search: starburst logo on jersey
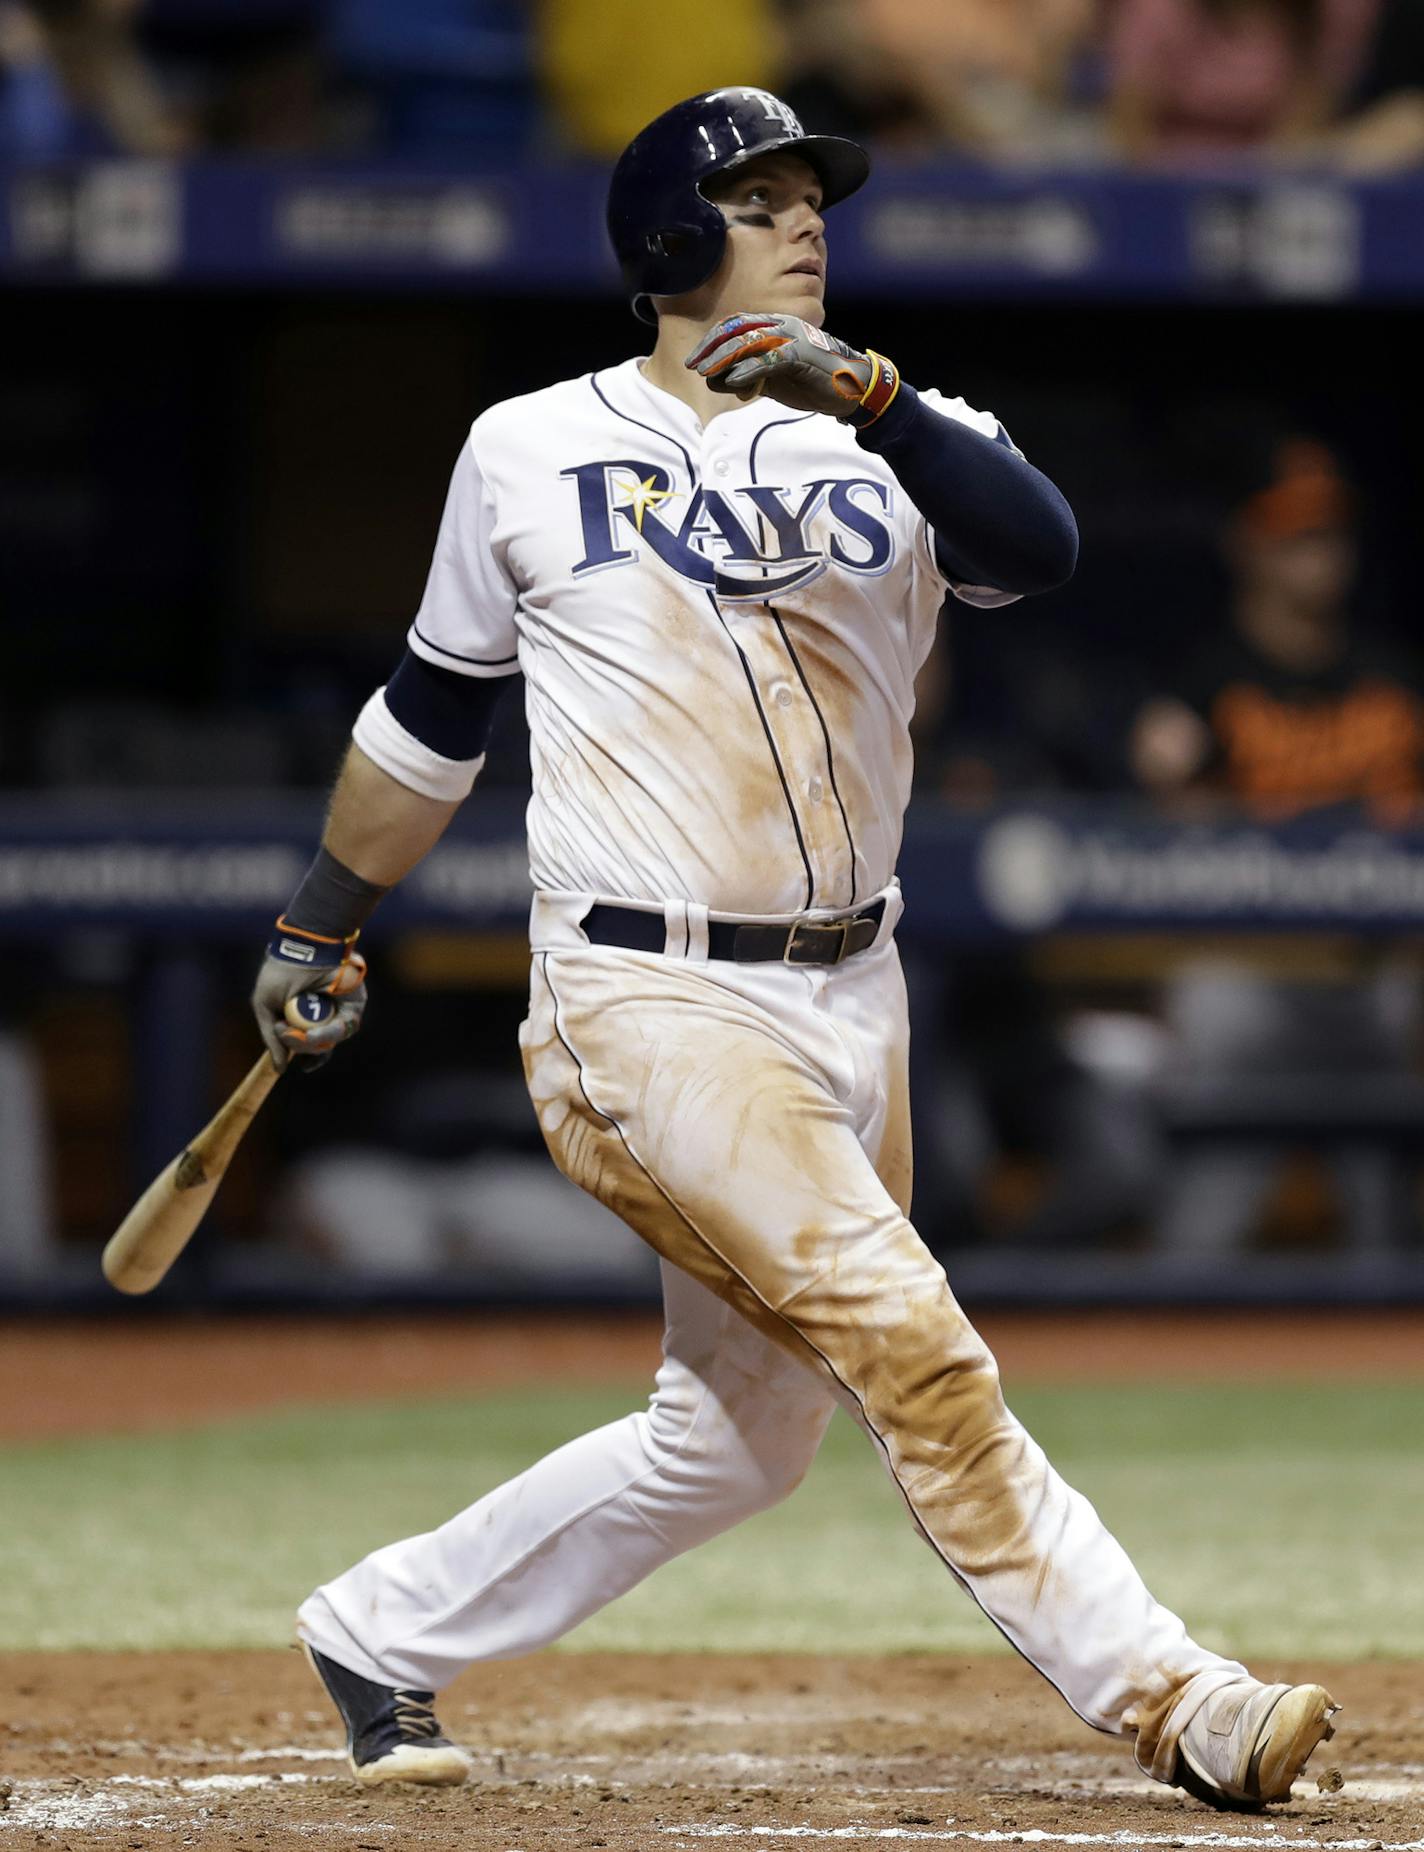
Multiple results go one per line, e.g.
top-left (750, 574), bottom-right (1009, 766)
top-left (621, 472), bottom-right (676, 534)
top-left (562, 460), bottom-right (894, 600)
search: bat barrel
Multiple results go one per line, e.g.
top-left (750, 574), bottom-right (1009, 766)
top-left (101, 1053), bottom-right (280, 1295)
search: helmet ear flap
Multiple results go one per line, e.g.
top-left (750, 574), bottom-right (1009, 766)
top-left (636, 213), bottom-right (725, 299)
top-left (648, 227), bottom-right (695, 260)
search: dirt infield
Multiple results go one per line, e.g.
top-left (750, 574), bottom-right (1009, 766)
top-left (1, 1649), bottom-right (1420, 1851)
top-left (6, 1308), bottom-right (1424, 1441)
top-left (4, 1315), bottom-right (1422, 1847)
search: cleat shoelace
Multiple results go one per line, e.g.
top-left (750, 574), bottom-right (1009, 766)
top-left (391, 1691), bottom-right (442, 1741)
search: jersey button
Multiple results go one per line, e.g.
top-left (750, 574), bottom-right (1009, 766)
top-left (714, 459), bottom-right (731, 477)
top-left (809, 776), bottom-right (825, 804)
top-left (772, 682), bottom-right (793, 709)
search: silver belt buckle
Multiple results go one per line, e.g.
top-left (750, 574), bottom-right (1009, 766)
top-left (784, 918), bottom-right (850, 966)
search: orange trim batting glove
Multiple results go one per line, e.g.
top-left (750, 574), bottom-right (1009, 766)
top-left (686, 312), bottom-right (899, 427)
top-left (251, 920), bottom-right (369, 1074)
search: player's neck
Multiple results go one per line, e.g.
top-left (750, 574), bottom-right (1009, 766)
top-left (642, 318), bottom-right (749, 426)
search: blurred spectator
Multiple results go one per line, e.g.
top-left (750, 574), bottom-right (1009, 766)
top-left (1108, 0), bottom-right (1377, 162)
top-left (1130, 439), bottom-right (1424, 817)
top-left (784, 0), bottom-right (1104, 159)
top-left (1, 1), bottom-right (76, 156)
top-left (1331, 0), bottom-right (1424, 169)
top-left (538, 0), bottom-right (775, 158)
top-left (137, 0), bottom-right (325, 152)
top-left (875, 0), bottom-right (1105, 157)
top-left (776, 0), bottom-right (942, 149)
top-left (331, 0), bottom-right (535, 156)
top-left (1, 0), bottom-right (187, 156)
top-left (1132, 439), bottom-right (1424, 1253)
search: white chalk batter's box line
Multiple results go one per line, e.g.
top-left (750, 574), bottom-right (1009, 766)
top-left (0, 1773), bottom-right (401, 1837)
top-left (661, 1831), bottom-right (1424, 1850)
top-left (4, 1769), bottom-right (1423, 1842)
top-left (62, 1742), bottom-right (1424, 1791)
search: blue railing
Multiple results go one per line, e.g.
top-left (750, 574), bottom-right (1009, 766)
top-left (4, 793), bottom-right (1424, 938)
top-left (6, 794), bottom-right (1423, 1308)
top-left (5, 161), bottom-right (1424, 300)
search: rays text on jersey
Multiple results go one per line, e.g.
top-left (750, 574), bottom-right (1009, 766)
top-left (562, 459), bottom-right (895, 601)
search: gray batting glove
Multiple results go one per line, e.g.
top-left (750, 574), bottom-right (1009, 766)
top-left (686, 312), bottom-right (876, 417)
top-left (251, 921), bottom-right (368, 1073)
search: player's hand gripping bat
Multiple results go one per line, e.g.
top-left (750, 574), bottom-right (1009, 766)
top-left (100, 993), bottom-right (334, 1294)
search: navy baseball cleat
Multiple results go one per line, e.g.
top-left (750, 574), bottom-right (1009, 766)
top-left (302, 1642), bottom-right (471, 1786)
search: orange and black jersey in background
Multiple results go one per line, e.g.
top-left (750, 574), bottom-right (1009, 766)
top-left (1178, 635), bottom-right (1424, 820)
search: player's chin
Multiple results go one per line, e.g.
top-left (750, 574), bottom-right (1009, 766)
top-left (778, 276), bottom-right (826, 324)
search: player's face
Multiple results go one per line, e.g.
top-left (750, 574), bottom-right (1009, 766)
top-left (698, 154), bottom-right (828, 327)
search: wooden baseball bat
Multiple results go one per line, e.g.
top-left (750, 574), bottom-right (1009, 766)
top-left (101, 1052), bottom-right (282, 1294)
top-left (100, 990), bottom-right (339, 1294)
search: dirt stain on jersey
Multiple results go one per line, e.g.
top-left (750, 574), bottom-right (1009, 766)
top-left (785, 625), bottom-right (865, 738)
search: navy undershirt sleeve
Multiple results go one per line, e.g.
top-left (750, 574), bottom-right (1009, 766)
top-left (383, 648), bottom-right (513, 760)
top-left (856, 383), bottom-right (1078, 596)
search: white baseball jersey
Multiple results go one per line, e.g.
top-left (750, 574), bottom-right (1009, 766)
top-left (356, 357), bottom-right (1019, 917)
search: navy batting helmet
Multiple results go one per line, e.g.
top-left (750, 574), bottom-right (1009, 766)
top-left (607, 87), bottom-right (870, 325)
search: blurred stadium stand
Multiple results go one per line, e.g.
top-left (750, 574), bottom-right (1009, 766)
top-left (2, 0), bottom-right (1423, 1307)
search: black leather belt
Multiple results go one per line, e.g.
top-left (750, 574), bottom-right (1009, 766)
top-left (581, 898), bottom-right (887, 966)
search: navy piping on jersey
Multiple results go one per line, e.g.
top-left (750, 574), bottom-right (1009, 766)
top-left (590, 372), bottom-right (697, 484)
top-left (411, 620), bottom-right (518, 670)
top-left (704, 590), bottom-right (815, 912)
top-left (537, 951), bottom-right (1096, 1741)
top-left (590, 372), bottom-right (813, 904)
top-left (748, 414), bottom-right (859, 909)
top-left (767, 606), bottom-right (859, 909)
top-left (747, 410), bottom-right (813, 487)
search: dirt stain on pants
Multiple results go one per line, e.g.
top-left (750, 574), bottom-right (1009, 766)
top-left (522, 940), bottom-right (1245, 1773)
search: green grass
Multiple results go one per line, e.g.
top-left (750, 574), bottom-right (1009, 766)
top-left (1, 1381), bottom-right (1420, 1658)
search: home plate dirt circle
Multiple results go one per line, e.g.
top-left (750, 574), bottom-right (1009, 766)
top-left (2, 1650), bottom-right (1421, 1852)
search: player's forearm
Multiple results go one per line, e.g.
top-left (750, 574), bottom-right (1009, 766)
top-left (281, 655), bottom-right (511, 938)
top-left (856, 383), bottom-right (1078, 595)
top-left (274, 745), bottom-right (459, 945)
top-left (323, 743), bottom-right (462, 888)
top-left (330, 651), bottom-right (512, 890)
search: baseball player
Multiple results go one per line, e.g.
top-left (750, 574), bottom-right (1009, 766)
top-left (253, 88), bottom-right (1337, 1809)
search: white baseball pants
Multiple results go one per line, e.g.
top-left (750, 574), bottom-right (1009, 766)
top-left (299, 888), bottom-right (1245, 1780)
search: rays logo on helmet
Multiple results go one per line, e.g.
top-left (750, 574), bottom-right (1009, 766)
top-left (736, 88), bottom-right (804, 136)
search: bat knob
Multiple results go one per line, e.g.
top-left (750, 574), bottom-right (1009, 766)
top-left (284, 992), bottom-right (336, 1030)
